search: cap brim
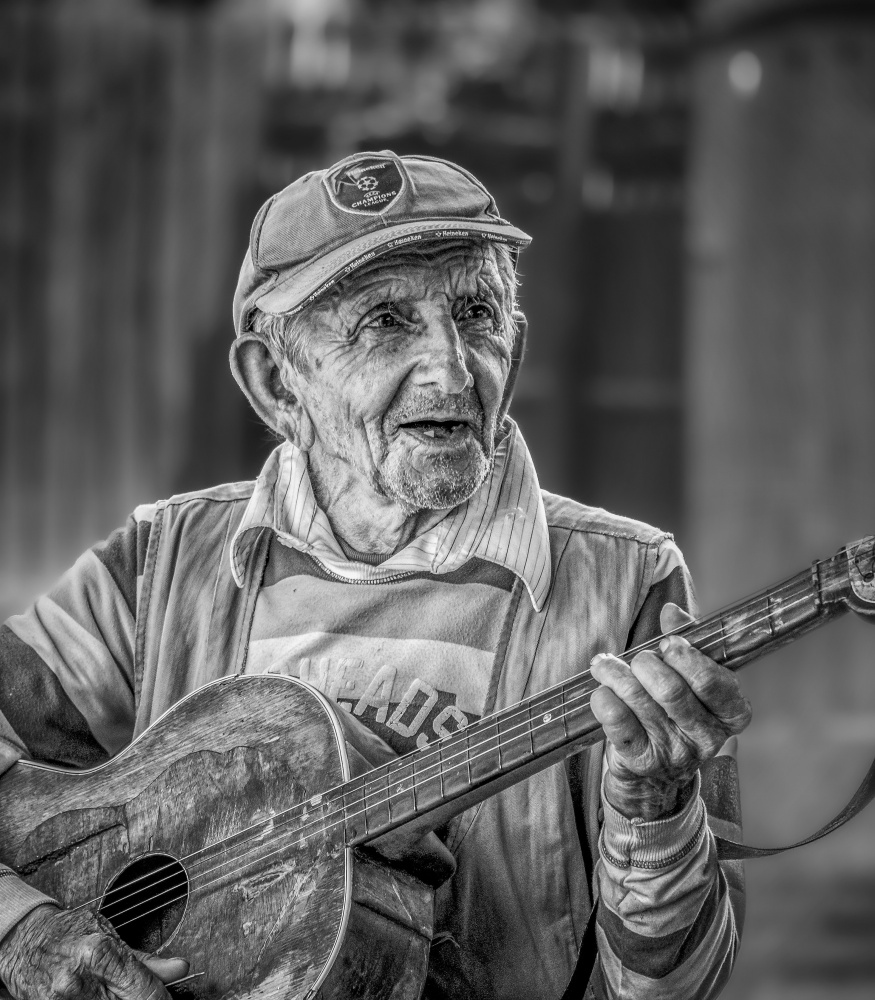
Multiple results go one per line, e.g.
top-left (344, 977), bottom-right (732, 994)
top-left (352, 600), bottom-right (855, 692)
top-left (252, 218), bottom-right (532, 317)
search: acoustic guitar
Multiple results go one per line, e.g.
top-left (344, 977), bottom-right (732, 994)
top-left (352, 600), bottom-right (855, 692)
top-left (1, 538), bottom-right (874, 1000)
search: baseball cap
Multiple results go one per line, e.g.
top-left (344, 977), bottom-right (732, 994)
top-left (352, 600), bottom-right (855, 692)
top-left (232, 150), bottom-right (532, 337)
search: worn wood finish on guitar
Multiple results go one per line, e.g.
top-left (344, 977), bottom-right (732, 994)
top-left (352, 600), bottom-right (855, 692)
top-left (0, 676), bottom-right (433, 1000)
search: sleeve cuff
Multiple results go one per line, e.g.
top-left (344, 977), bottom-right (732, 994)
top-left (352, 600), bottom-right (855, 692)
top-left (599, 772), bottom-right (707, 870)
top-left (0, 868), bottom-right (58, 944)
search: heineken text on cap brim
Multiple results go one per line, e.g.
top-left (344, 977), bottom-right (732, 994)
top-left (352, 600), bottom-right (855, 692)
top-left (233, 150), bottom-right (532, 337)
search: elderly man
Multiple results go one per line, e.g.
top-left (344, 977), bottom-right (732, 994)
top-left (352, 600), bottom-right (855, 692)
top-left (0, 152), bottom-right (749, 1000)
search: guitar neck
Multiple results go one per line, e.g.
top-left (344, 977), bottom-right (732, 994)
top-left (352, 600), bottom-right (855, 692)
top-left (339, 537), bottom-right (875, 848)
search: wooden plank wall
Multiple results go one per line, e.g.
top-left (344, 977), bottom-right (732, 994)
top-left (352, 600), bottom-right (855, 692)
top-left (0, 0), bottom-right (267, 616)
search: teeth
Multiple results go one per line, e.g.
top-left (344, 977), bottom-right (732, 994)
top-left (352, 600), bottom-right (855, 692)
top-left (403, 420), bottom-right (467, 440)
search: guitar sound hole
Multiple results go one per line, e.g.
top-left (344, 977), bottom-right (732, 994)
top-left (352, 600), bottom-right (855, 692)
top-left (98, 853), bottom-right (189, 953)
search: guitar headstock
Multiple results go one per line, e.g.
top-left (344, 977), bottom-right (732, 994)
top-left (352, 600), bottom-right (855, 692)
top-left (844, 536), bottom-right (875, 619)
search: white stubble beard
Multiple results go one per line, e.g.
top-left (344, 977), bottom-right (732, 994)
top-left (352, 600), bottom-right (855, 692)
top-left (379, 439), bottom-right (495, 514)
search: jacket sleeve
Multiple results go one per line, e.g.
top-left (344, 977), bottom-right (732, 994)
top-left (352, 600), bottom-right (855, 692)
top-left (591, 537), bottom-right (744, 1000)
top-left (0, 508), bottom-right (154, 940)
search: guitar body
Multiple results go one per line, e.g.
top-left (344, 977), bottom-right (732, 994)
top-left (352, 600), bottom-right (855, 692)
top-left (0, 675), bottom-right (434, 1000)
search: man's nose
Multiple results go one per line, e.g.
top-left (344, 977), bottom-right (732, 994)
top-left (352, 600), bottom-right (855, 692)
top-left (412, 310), bottom-right (473, 395)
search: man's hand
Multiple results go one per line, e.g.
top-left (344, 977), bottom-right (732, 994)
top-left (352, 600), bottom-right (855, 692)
top-left (0, 904), bottom-right (189, 1000)
top-left (590, 603), bottom-right (752, 821)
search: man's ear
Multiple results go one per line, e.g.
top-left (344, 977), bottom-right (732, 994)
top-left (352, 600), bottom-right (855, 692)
top-left (229, 335), bottom-right (313, 448)
top-left (499, 310), bottom-right (528, 423)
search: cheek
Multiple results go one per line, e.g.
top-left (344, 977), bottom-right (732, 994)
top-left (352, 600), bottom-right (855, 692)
top-left (317, 372), bottom-right (393, 443)
top-left (471, 344), bottom-right (512, 409)
top-left (354, 345), bottom-right (411, 415)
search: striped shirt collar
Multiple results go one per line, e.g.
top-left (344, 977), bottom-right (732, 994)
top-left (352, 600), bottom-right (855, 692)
top-left (230, 419), bottom-right (551, 611)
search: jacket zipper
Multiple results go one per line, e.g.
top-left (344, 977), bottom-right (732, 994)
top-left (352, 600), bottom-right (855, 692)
top-left (312, 558), bottom-right (416, 586)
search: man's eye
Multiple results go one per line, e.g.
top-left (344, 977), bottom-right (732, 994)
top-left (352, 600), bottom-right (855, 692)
top-left (459, 301), bottom-right (494, 323)
top-left (362, 305), bottom-right (402, 330)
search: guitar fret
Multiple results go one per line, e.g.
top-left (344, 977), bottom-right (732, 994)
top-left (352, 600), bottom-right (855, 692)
top-left (364, 763), bottom-right (392, 835)
top-left (684, 617), bottom-right (726, 661)
top-left (722, 597), bottom-right (774, 657)
top-left (496, 703), bottom-right (533, 769)
top-left (766, 591), bottom-right (784, 635)
top-left (530, 688), bottom-right (567, 756)
top-left (680, 572), bottom-right (820, 669)
top-left (468, 718), bottom-right (501, 785)
top-left (439, 728), bottom-right (471, 800)
top-left (342, 776), bottom-right (367, 843)
top-left (412, 739), bottom-right (445, 811)
top-left (564, 677), bottom-right (598, 743)
top-left (769, 585), bottom-right (821, 634)
top-left (386, 758), bottom-right (417, 826)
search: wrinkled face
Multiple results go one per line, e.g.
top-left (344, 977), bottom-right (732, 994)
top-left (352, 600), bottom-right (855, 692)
top-left (286, 242), bottom-right (514, 513)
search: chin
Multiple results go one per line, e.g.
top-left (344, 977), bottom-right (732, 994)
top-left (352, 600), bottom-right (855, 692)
top-left (381, 449), bottom-right (493, 513)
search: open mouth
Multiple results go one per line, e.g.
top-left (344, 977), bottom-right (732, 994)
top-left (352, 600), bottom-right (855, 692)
top-left (399, 418), bottom-right (473, 441)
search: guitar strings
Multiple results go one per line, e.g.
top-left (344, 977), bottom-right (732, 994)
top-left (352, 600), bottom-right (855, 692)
top-left (102, 582), bottom-right (821, 933)
top-left (623, 570), bottom-right (815, 663)
top-left (93, 678), bottom-right (607, 929)
top-left (85, 565), bottom-right (819, 919)
top-left (108, 681), bottom-right (605, 933)
top-left (112, 567), bottom-right (813, 929)
top-left (108, 570), bottom-right (810, 937)
top-left (79, 575), bottom-right (818, 919)
top-left (81, 576), bottom-right (819, 921)
top-left (84, 581), bottom-right (818, 927)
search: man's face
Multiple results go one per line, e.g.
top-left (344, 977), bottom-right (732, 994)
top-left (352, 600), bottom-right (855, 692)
top-left (285, 243), bottom-right (514, 513)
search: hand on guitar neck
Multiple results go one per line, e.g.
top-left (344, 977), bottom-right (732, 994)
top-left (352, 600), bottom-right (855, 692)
top-left (0, 904), bottom-right (189, 1000)
top-left (590, 603), bottom-right (753, 821)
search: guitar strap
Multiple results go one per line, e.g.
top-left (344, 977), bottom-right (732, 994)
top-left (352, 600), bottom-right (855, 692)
top-left (561, 752), bottom-right (600, 1000)
top-left (558, 902), bottom-right (599, 1000)
top-left (714, 749), bottom-right (875, 860)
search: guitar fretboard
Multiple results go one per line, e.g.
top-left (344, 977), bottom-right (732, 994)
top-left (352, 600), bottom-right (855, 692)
top-left (338, 546), bottom-right (853, 847)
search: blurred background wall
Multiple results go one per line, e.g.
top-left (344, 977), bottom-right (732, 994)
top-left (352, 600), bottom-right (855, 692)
top-left (1, 0), bottom-right (873, 996)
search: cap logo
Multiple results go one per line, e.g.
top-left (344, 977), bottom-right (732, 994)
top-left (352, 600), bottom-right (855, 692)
top-left (325, 156), bottom-right (405, 215)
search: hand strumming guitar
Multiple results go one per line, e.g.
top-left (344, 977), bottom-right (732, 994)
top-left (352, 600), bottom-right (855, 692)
top-left (590, 603), bottom-right (753, 821)
top-left (0, 904), bottom-right (188, 1000)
